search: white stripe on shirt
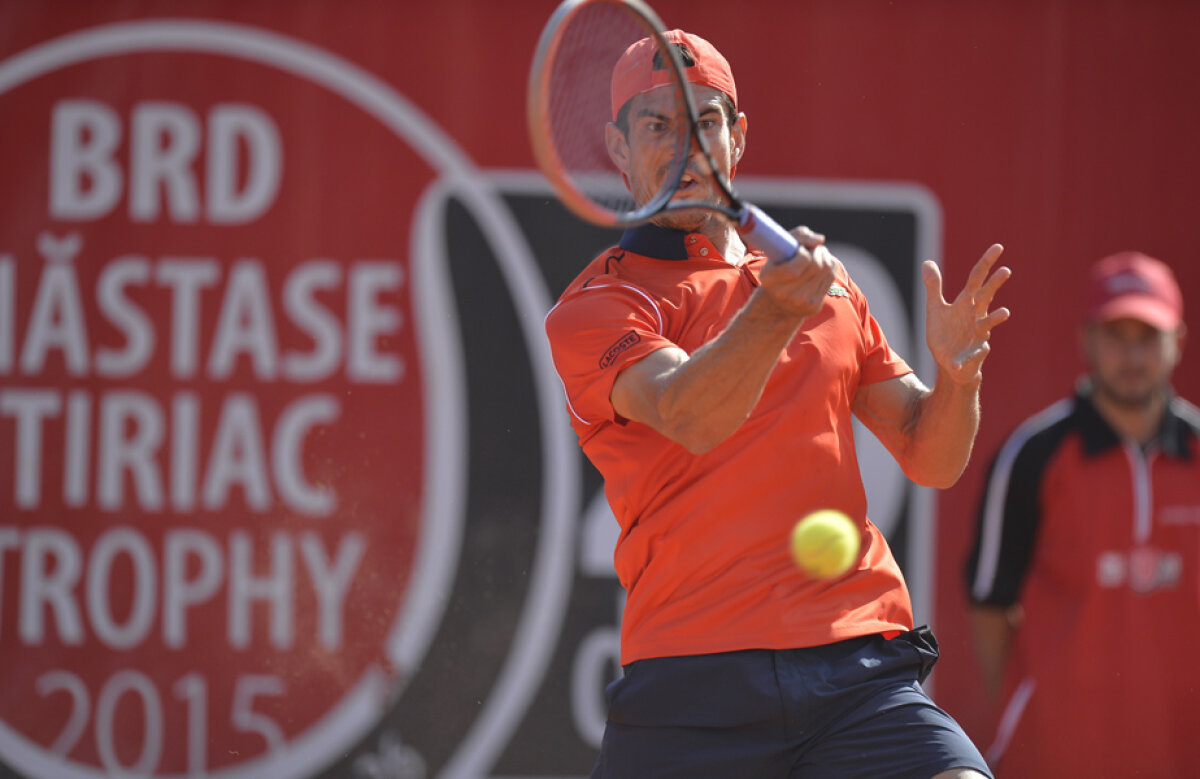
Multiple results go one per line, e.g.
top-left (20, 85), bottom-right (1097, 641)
top-left (971, 399), bottom-right (1073, 601)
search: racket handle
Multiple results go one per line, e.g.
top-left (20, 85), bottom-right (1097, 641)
top-left (738, 204), bottom-right (799, 264)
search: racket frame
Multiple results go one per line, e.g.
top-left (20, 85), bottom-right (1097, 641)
top-left (528, 0), bottom-right (800, 263)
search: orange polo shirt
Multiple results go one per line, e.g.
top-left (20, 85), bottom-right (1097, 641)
top-left (545, 225), bottom-right (915, 664)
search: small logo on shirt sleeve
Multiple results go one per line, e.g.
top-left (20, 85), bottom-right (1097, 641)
top-left (827, 282), bottom-right (849, 298)
top-left (600, 330), bottom-right (641, 368)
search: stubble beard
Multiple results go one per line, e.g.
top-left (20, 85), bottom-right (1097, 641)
top-left (648, 177), bottom-right (728, 235)
top-left (1092, 371), bottom-right (1165, 412)
top-left (651, 206), bottom-right (713, 234)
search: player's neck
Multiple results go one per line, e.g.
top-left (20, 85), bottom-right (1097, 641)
top-left (702, 221), bottom-right (747, 265)
top-left (651, 212), bottom-right (747, 265)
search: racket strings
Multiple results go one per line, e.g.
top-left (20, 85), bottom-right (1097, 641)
top-left (530, 0), bottom-right (795, 261)
top-left (536, 2), bottom-right (688, 223)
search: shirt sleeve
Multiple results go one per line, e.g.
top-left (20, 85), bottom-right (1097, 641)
top-left (544, 282), bottom-right (677, 429)
top-left (842, 265), bottom-right (913, 385)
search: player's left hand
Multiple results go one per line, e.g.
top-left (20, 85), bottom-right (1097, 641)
top-left (923, 244), bottom-right (1011, 385)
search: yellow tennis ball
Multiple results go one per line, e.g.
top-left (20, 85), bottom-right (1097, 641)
top-left (790, 510), bottom-right (861, 579)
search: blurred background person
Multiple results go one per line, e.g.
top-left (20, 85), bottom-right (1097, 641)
top-left (964, 251), bottom-right (1200, 777)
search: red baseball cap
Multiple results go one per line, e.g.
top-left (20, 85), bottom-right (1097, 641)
top-left (610, 29), bottom-right (737, 122)
top-left (1084, 251), bottom-right (1184, 330)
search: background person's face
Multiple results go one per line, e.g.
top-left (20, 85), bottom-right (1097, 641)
top-left (1085, 317), bottom-right (1183, 409)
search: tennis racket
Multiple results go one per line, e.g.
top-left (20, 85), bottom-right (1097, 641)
top-left (527, 0), bottom-right (800, 264)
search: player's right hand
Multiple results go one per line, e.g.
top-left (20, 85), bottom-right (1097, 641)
top-left (758, 226), bottom-right (838, 320)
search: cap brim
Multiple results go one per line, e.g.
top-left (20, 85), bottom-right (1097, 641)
top-left (1090, 297), bottom-right (1181, 331)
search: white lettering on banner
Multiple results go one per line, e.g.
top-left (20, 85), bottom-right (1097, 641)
top-left (163, 530), bottom-right (223, 648)
top-left (272, 394), bottom-right (341, 515)
top-left (50, 99), bottom-right (282, 224)
top-left (21, 234), bottom-right (89, 376)
top-left (299, 530), bottom-right (366, 649)
top-left (170, 392), bottom-right (199, 511)
top-left (97, 390), bottom-right (166, 511)
top-left (0, 22), bottom-right (479, 779)
top-left (64, 390), bottom-right (89, 507)
top-left (49, 100), bottom-right (122, 221)
top-left (19, 527), bottom-right (84, 644)
top-left (282, 261), bottom-right (342, 381)
top-left (0, 388), bottom-right (341, 515)
top-left (0, 232), bottom-right (407, 515)
top-left (0, 525), bottom-right (366, 651)
top-left (87, 527), bottom-right (157, 649)
top-left (94, 255), bottom-right (154, 377)
top-left (156, 258), bottom-right (220, 378)
top-left (0, 255), bottom-right (12, 372)
top-left (95, 670), bottom-right (163, 773)
top-left (0, 389), bottom-right (60, 509)
top-left (131, 101), bottom-right (202, 223)
top-left (0, 235), bottom-right (405, 384)
top-left (207, 105), bottom-right (283, 224)
top-left (209, 261), bottom-right (280, 380)
top-left (36, 668), bottom-right (288, 775)
top-left (229, 530), bottom-right (294, 649)
top-left (348, 262), bottom-right (406, 382)
top-left (203, 395), bottom-right (271, 511)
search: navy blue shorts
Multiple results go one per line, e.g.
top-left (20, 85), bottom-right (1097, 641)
top-left (593, 627), bottom-right (992, 779)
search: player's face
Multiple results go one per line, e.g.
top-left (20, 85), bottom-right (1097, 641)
top-left (1084, 317), bottom-right (1183, 409)
top-left (606, 85), bottom-right (744, 232)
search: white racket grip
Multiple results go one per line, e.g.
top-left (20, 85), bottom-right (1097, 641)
top-left (738, 204), bottom-right (799, 264)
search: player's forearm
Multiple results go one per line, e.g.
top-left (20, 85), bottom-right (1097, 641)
top-left (656, 289), bottom-right (802, 453)
top-left (901, 370), bottom-right (981, 488)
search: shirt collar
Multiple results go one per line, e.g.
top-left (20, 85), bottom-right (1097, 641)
top-left (619, 223), bottom-right (703, 261)
top-left (1160, 395), bottom-right (1197, 459)
top-left (1075, 380), bottom-right (1195, 460)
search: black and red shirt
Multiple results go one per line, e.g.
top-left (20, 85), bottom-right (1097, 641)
top-left (966, 383), bottom-right (1200, 777)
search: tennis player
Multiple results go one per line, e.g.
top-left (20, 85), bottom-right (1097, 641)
top-left (545, 29), bottom-right (1008, 778)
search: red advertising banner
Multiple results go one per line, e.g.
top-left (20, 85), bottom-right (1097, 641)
top-left (0, 17), bottom-right (437, 778)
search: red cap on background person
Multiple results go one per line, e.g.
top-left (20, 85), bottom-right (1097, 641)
top-left (610, 29), bottom-right (737, 121)
top-left (1084, 251), bottom-right (1184, 331)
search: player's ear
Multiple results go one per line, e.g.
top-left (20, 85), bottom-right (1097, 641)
top-left (605, 122), bottom-right (630, 174)
top-left (1170, 323), bottom-right (1187, 369)
top-left (732, 112), bottom-right (747, 162)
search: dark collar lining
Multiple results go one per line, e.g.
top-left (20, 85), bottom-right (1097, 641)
top-left (1075, 381), bottom-right (1195, 460)
top-left (1075, 386), bottom-right (1123, 455)
top-left (1160, 397), bottom-right (1196, 459)
top-left (618, 223), bottom-right (692, 261)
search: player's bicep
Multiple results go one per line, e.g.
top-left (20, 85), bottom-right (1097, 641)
top-left (610, 346), bottom-right (689, 431)
top-left (851, 373), bottom-right (928, 459)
